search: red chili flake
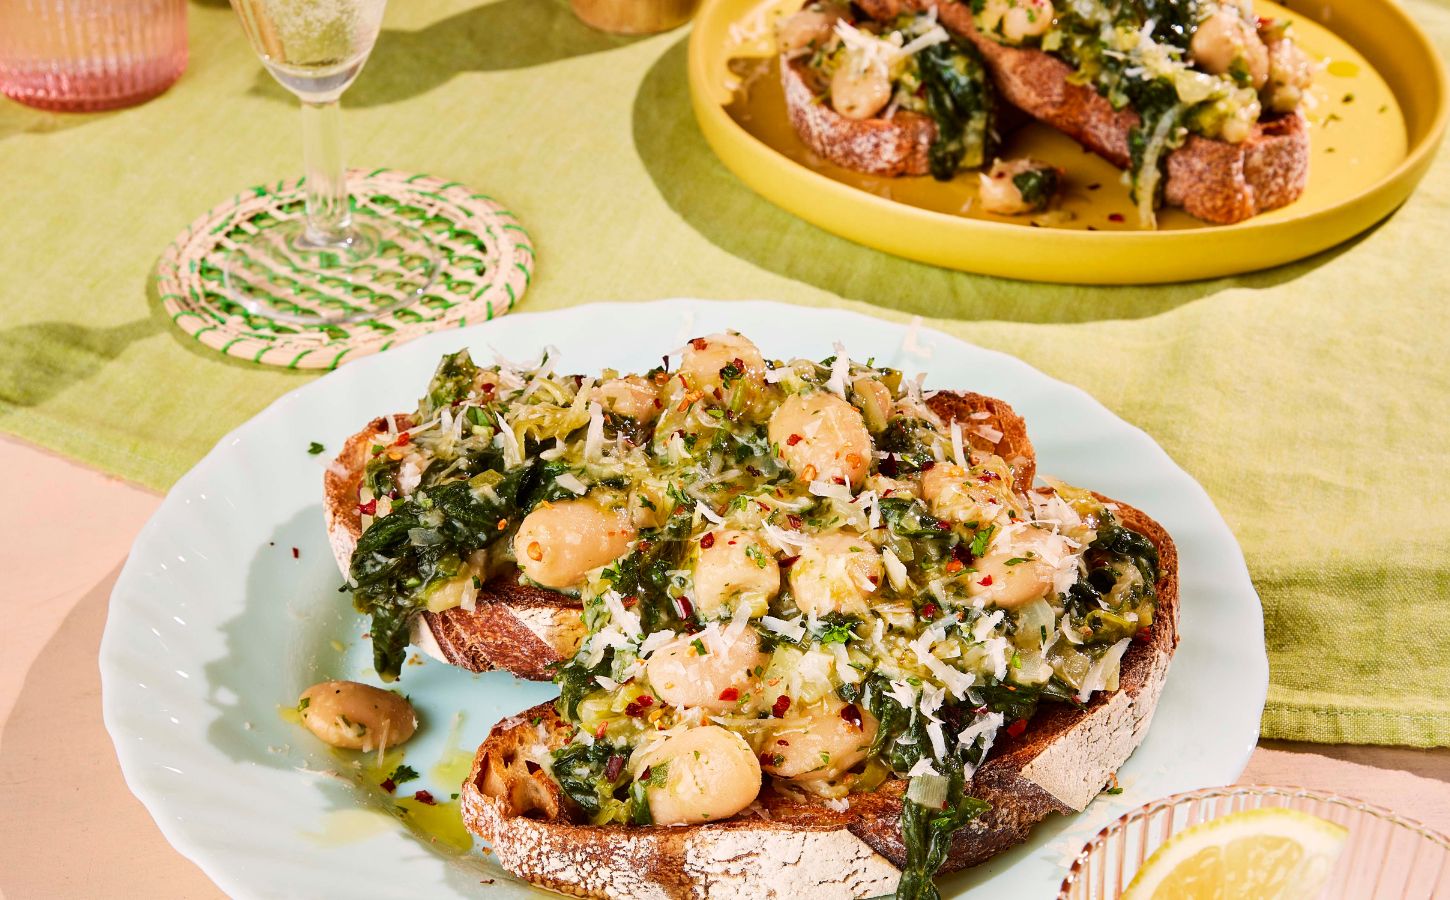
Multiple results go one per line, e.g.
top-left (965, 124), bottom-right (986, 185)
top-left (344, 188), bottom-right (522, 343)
top-left (977, 471), bottom-right (1000, 483)
top-left (953, 543), bottom-right (973, 564)
top-left (920, 460), bottom-right (936, 472)
top-left (380, 778), bottom-right (397, 794)
top-left (746, 465), bottom-right (762, 477)
top-left (357, 498), bottom-right (377, 516)
top-left (979, 574), bottom-right (994, 586)
top-left (624, 695), bottom-right (656, 717)
top-left (413, 790), bottom-right (437, 806)
top-left (604, 755), bottom-right (625, 782)
top-left (690, 337), bottom-right (709, 351)
top-left (393, 432), bottom-right (412, 447)
top-left (653, 398), bottom-right (663, 409)
top-left (387, 489), bottom-right (400, 500)
top-left (291, 547), bottom-right (300, 559)
top-left (832, 476), bottom-right (846, 486)
top-left (786, 433), bottom-right (803, 447)
top-left (880, 455), bottom-right (899, 477)
top-left (699, 532), bottom-right (716, 549)
top-left (1135, 625), bottom-right (1153, 643)
top-left (621, 595), bottom-right (639, 608)
top-left (866, 574), bottom-right (879, 586)
top-left (945, 559), bottom-right (965, 575)
top-left (1005, 719), bottom-right (1028, 739)
top-left (732, 357), bottom-right (745, 371)
top-left (640, 766), bottom-right (653, 782)
top-left (718, 687), bottom-right (740, 702)
top-left (921, 602), bottom-right (939, 619)
top-left (1108, 213), bottom-right (1125, 223)
top-left (594, 721), bottom-right (609, 740)
top-left (840, 703), bottom-right (863, 729)
top-left (779, 555), bottom-right (800, 568)
top-left (771, 695), bottom-right (791, 718)
top-left (935, 519), bottom-right (952, 532)
top-left (713, 387), bottom-right (724, 400)
top-left (676, 596), bottom-right (694, 618)
top-left (756, 500), bottom-right (770, 512)
top-left (787, 514), bottom-right (803, 529)
top-left (637, 540), bottom-right (654, 553)
top-left (479, 382), bottom-right (496, 396)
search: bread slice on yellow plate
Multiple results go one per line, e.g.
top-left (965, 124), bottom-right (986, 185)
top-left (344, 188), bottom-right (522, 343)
top-left (853, 0), bottom-right (1309, 224)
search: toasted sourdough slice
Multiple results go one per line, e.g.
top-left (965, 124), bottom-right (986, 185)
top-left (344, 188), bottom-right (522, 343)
top-left (460, 497), bottom-right (1177, 899)
top-left (855, 0), bottom-right (1309, 224)
top-left (322, 414), bottom-right (583, 680)
top-left (323, 392), bottom-right (1035, 682)
top-left (781, 56), bottom-right (937, 176)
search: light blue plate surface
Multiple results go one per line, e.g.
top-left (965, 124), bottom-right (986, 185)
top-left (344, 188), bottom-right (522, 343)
top-left (102, 300), bottom-right (1266, 899)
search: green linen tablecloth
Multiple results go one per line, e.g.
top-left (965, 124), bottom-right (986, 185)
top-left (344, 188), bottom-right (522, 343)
top-left (2, 0), bottom-right (1447, 746)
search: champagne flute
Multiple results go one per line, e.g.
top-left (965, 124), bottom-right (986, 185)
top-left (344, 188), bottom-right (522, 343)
top-left (223, 0), bottom-right (435, 324)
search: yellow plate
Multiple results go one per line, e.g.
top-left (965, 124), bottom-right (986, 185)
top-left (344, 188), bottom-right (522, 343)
top-left (687, 0), bottom-right (1448, 284)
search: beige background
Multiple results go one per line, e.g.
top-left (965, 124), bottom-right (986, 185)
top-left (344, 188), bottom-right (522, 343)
top-left (2, 433), bottom-right (1447, 899)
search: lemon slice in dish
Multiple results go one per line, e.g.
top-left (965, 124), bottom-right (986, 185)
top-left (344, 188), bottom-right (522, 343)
top-left (1123, 807), bottom-right (1349, 900)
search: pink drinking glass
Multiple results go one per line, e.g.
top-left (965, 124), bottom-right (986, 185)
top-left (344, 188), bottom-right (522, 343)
top-left (0, 0), bottom-right (188, 112)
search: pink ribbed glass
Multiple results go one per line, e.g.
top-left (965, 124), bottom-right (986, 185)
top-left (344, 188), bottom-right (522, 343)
top-left (1060, 786), bottom-right (1450, 900)
top-left (0, 0), bottom-right (187, 112)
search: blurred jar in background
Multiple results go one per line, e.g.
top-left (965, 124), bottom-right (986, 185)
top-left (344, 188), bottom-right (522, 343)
top-left (0, 0), bottom-right (188, 111)
top-left (570, 0), bottom-right (700, 34)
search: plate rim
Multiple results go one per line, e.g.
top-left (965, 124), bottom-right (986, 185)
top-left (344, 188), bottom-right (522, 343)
top-left (685, 0), bottom-right (1449, 283)
top-left (101, 298), bottom-right (1268, 897)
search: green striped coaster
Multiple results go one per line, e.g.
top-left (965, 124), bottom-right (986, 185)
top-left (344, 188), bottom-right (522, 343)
top-left (156, 169), bottom-right (535, 370)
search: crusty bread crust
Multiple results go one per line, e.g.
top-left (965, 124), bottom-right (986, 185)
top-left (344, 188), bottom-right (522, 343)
top-left (854, 0), bottom-right (1309, 224)
top-left (782, 56), bottom-right (937, 177)
top-left (324, 392), bottom-right (1037, 682)
top-left (459, 498), bottom-right (1178, 897)
top-left (925, 390), bottom-right (1036, 497)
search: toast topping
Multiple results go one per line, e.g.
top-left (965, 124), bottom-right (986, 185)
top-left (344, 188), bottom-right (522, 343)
top-left (346, 333), bottom-right (1162, 898)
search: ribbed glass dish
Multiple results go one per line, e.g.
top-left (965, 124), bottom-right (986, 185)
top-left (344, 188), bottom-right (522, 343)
top-left (1059, 785), bottom-right (1450, 899)
top-left (0, 0), bottom-right (187, 112)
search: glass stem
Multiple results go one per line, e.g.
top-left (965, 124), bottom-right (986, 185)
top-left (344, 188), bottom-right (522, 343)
top-left (300, 98), bottom-right (350, 246)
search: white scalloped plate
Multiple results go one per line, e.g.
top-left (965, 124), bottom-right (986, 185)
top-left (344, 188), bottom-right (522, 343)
top-left (102, 299), bottom-right (1266, 898)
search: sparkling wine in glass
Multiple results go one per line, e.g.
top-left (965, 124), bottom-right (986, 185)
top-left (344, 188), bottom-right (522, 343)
top-left (223, 0), bottom-right (436, 324)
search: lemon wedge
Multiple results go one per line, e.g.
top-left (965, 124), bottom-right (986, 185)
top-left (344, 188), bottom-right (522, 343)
top-left (1123, 807), bottom-right (1349, 900)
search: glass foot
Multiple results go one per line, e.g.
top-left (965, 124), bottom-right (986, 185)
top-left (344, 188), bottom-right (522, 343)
top-left (220, 211), bottom-right (437, 325)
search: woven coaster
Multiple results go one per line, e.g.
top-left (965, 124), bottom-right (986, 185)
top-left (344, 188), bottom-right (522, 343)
top-left (156, 169), bottom-right (534, 370)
